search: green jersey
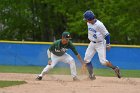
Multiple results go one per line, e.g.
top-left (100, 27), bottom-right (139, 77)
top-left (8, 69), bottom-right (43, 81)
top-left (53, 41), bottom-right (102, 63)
top-left (49, 39), bottom-right (78, 56)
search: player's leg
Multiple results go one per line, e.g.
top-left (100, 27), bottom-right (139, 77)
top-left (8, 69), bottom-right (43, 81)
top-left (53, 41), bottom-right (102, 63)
top-left (84, 42), bottom-right (96, 80)
top-left (96, 42), bottom-right (115, 68)
top-left (61, 53), bottom-right (79, 81)
top-left (96, 42), bottom-right (121, 78)
top-left (36, 54), bottom-right (59, 80)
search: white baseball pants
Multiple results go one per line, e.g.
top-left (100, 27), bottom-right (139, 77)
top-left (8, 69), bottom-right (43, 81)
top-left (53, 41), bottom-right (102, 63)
top-left (84, 41), bottom-right (108, 65)
top-left (39, 53), bottom-right (77, 77)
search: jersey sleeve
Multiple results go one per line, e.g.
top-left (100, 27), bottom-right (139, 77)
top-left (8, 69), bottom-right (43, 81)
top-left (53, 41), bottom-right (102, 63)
top-left (98, 22), bottom-right (109, 37)
top-left (69, 41), bottom-right (78, 55)
top-left (49, 44), bottom-right (54, 52)
top-left (49, 42), bottom-right (56, 52)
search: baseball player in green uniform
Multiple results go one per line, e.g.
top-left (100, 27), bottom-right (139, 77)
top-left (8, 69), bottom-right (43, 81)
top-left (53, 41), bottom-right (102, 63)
top-left (36, 32), bottom-right (85, 81)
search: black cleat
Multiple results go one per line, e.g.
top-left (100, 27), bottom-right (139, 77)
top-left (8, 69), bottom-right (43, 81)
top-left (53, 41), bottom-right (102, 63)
top-left (89, 74), bottom-right (96, 80)
top-left (113, 66), bottom-right (121, 78)
top-left (36, 76), bottom-right (42, 80)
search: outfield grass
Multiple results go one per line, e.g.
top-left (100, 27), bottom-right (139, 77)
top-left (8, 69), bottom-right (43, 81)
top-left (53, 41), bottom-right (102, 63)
top-left (0, 65), bottom-right (140, 78)
top-left (0, 80), bottom-right (26, 88)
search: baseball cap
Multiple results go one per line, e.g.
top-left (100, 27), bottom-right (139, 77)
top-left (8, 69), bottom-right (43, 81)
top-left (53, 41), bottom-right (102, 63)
top-left (83, 10), bottom-right (95, 21)
top-left (62, 32), bottom-right (72, 39)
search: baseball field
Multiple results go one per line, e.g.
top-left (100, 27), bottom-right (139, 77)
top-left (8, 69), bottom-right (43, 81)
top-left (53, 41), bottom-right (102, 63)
top-left (0, 65), bottom-right (140, 93)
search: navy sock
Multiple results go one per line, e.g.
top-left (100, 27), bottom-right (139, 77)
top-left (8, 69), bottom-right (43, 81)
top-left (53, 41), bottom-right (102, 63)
top-left (86, 62), bottom-right (93, 75)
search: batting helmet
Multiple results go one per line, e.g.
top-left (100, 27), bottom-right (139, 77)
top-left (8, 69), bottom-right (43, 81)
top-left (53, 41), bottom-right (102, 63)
top-left (83, 10), bottom-right (95, 21)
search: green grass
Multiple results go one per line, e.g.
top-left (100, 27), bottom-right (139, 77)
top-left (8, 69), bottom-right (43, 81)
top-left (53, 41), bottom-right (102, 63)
top-left (93, 69), bottom-right (140, 78)
top-left (0, 65), bottom-right (43, 74)
top-left (0, 80), bottom-right (26, 88)
top-left (0, 65), bottom-right (140, 78)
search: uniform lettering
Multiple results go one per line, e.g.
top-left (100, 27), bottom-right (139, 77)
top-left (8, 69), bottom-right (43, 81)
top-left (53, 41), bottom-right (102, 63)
top-left (55, 48), bottom-right (67, 52)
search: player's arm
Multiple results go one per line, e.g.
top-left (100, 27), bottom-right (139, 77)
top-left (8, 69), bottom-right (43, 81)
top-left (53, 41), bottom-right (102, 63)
top-left (76, 53), bottom-right (87, 74)
top-left (47, 49), bottom-right (52, 65)
top-left (47, 49), bottom-right (51, 59)
top-left (47, 43), bottom-right (55, 65)
top-left (76, 53), bottom-right (84, 65)
top-left (105, 33), bottom-right (110, 45)
top-left (69, 41), bottom-right (86, 74)
top-left (105, 33), bottom-right (111, 50)
top-left (69, 41), bottom-right (84, 64)
top-left (98, 23), bottom-right (111, 50)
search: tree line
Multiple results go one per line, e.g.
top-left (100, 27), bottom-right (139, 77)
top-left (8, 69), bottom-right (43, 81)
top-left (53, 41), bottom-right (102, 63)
top-left (0, 0), bottom-right (139, 45)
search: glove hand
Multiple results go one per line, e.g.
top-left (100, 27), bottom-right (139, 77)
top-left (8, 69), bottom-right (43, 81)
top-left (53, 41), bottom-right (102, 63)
top-left (106, 44), bottom-right (111, 51)
top-left (48, 58), bottom-right (52, 65)
top-left (81, 63), bottom-right (87, 74)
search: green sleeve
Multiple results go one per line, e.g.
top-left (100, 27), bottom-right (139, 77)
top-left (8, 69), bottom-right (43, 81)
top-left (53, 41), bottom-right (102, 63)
top-left (69, 41), bottom-right (78, 55)
top-left (49, 42), bottom-right (55, 52)
top-left (49, 40), bottom-right (60, 52)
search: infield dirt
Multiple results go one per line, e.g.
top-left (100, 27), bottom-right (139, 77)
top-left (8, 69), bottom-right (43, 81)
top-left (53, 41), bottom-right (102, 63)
top-left (0, 73), bottom-right (140, 93)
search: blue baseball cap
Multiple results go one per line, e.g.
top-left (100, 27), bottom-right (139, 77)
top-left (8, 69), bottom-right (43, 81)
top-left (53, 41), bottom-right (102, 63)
top-left (83, 10), bottom-right (95, 21)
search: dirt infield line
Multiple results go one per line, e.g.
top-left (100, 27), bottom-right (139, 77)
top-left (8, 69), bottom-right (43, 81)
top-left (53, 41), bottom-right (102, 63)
top-left (0, 73), bottom-right (140, 93)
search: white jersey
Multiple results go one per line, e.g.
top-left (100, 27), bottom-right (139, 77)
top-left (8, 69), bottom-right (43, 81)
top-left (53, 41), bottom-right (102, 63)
top-left (87, 19), bottom-right (109, 42)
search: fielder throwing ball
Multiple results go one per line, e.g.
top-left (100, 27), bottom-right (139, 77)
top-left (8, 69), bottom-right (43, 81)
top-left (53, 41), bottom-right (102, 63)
top-left (36, 32), bottom-right (85, 81)
top-left (83, 10), bottom-right (121, 80)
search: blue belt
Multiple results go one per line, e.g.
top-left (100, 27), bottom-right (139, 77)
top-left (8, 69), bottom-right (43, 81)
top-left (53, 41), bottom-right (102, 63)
top-left (92, 41), bottom-right (102, 43)
top-left (92, 41), bottom-right (97, 43)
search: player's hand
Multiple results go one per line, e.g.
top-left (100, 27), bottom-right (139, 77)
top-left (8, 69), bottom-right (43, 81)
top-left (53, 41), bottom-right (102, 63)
top-left (106, 44), bottom-right (111, 51)
top-left (48, 59), bottom-right (52, 65)
top-left (81, 63), bottom-right (87, 74)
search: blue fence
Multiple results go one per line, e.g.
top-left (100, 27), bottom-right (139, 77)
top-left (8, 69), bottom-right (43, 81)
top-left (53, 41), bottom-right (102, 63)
top-left (0, 41), bottom-right (140, 70)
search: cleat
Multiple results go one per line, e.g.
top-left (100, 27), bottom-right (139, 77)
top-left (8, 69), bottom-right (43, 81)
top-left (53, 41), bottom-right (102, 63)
top-left (36, 76), bottom-right (42, 80)
top-left (89, 74), bottom-right (96, 80)
top-left (73, 77), bottom-right (80, 81)
top-left (113, 66), bottom-right (121, 78)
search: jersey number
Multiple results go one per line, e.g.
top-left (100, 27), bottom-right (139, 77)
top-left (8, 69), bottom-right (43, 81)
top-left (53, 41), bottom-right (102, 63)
top-left (93, 29), bottom-right (97, 39)
top-left (93, 34), bottom-right (97, 39)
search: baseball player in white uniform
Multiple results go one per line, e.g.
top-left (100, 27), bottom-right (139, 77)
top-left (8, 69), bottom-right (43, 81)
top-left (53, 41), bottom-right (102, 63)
top-left (83, 10), bottom-right (121, 80)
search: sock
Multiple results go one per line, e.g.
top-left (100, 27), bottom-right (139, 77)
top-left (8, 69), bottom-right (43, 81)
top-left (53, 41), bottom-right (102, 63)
top-left (86, 62), bottom-right (93, 75)
top-left (105, 61), bottom-right (117, 69)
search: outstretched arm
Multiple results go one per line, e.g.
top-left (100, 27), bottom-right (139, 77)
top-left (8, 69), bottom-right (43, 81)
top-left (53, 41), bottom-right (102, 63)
top-left (76, 53), bottom-right (84, 65)
top-left (47, 49), bottom-right (52, 65)
top-left (77, 54), bottom-right (86, 74)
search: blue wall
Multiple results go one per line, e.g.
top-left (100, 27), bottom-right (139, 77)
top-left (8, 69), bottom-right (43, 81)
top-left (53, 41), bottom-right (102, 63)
top-left (0, 42), bottom-right (140, 70)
